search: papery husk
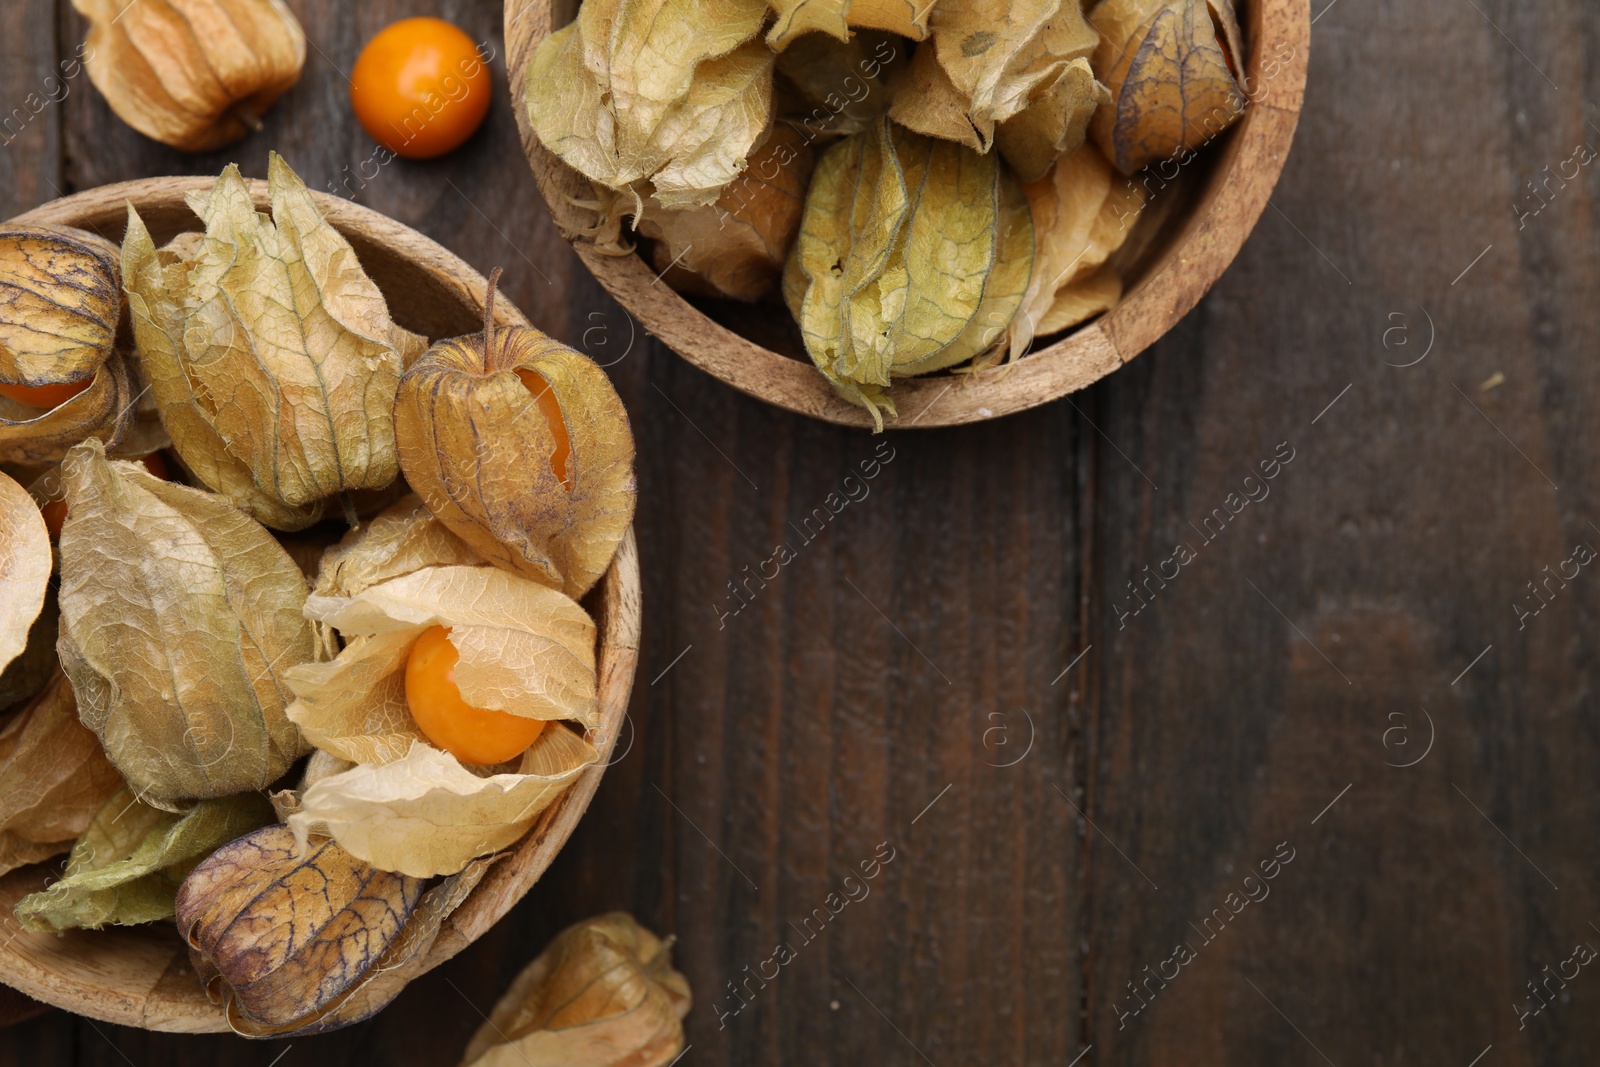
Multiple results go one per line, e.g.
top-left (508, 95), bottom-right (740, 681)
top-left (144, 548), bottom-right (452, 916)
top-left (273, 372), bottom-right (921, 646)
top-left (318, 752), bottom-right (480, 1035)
top-left (106, 353), bottom-right (173, 460)
top-left (889, 0), bottom-right (1103, 173)
top-left (525, 0), bottom-right (775, 211)
top-left (0, 225), bottom-right (121, 390)
top-left (776, 30), bottom-right (904, 140)
top-left (638, 127), bottom-right (815, 302)
top-left (246, 854), bottom-right (497, 1037)
top-left (1006, 144), bottom-right (1144, 360)
top-left (0, 469), bottom-right (50, 676)
top-left (14, 788), bottom-right (273, 932)
top-left (72, 0), bottom-right (306, 152)
top-left (1089, 0), bottom-right (1246, 174)
top-left (56, 440), bottom-right (315, 809)
top-left (783, 117), bottom-right (1032, 429)
top-left (122, 154), bottom-right (421, 530)
top-left (0, 674), bottom-right (124, 878)
top-left (395, 311), bottom-right (635, 599)
top-left (176, 824), bottom-right (427, 1031)
top-left (0, 349), bottom-right (137, 467)
top-left (994, 57), bottom-right (1110, 182)
top-left (0, 595), bottom-right (58, 710)
top-left (286, 564), bottom-right (600, 766)
top-left (459, 913), bottom-right (692, 1067)
top-left (313, 494), bottom-right (484, 601)
top-left (289, 729), bottom-right (597, 878)
top-left (767, 0), bottom-right (935, 50)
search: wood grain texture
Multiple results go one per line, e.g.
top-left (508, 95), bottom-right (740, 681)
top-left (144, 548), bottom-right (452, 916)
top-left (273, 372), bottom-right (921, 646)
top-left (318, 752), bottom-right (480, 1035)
top-left (505, 0), bottom-right (1308, 428)
top-left (1, 0), bottom-right (1597, 1065)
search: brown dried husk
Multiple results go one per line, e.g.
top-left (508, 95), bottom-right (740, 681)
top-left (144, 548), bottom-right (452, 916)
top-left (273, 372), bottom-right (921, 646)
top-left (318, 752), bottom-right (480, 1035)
top-left (123, 154), bottom-right (422, 530)
top-left (0, 225), bottom-right (121, 389)
top-left (775, 30), bottom-right (905, 141)
top-left (72, 0), bottom-right (306, 152)
top-left (767, 0), bottom-right (935, 50)
top-left (0, 674), bottom-right (124, 878)
top-left (1089, 0), bottom-right (1246, 174)
top-left (0, 351), bottom-right (136, 467)
top-left (176, 823), bottom-right (472, 1036)
top-left (638, 127), bottom-right (816, 302)
top-left (55, 439), bottom-right (316, 809)
top-left (1006, 143), bottom-right (1145, 360)
top-left (395, 314), bottom-right (635, 599)
top-left (525, 0), bottom-right (775, 211)
top-left (888, 0), bottom-right (1104, 178)
top-left (458, 913), bottom-right (692, 1067)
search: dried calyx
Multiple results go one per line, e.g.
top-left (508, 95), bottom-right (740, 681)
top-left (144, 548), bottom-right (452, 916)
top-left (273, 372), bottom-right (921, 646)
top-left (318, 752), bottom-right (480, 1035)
top-left (73, 0), bottom-right (306, 152)
top-left (123, 154), bottom-right (423, 530)
top-left (55, 439), bottom-right (316, 809)
top-left (783, 117), bottom-right (1035, 428)
top-left (1088, 0), bottom-right (1246, 174)
top-left (395, 270), bottom-right (635, 599)
top-left (0, 226), bottom-right (136, 464)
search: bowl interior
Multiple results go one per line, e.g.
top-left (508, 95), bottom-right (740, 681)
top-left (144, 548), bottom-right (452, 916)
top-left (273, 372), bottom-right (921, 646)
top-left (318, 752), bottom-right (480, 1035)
top-left (0, 180), bottom-right (640, 1033)
top-left (508, 0), bottom-right (1308, 427)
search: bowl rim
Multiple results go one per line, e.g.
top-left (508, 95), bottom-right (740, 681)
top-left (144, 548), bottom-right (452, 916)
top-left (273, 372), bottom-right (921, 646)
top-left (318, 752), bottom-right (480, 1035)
top-left (0, 178), bottom-right (642, 1033)
top-left (506, 0), bottom-right (1310, 429)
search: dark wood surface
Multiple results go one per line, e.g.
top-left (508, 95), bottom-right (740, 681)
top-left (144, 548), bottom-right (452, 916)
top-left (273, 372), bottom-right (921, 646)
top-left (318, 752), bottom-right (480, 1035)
top-left (0, 0), bottom-right (1594, 1064)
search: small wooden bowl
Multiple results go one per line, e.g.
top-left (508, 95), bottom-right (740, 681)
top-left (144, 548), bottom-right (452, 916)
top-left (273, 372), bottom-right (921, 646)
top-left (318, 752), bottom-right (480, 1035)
top-left (0, 179), bottom-right (642, 1033)
top-left (508, 0), bottom-right (1308, 428)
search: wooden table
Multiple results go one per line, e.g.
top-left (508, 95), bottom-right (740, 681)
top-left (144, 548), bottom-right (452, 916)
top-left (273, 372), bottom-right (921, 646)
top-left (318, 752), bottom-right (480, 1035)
top-left (1, 1), bottom-right (1594, 1064)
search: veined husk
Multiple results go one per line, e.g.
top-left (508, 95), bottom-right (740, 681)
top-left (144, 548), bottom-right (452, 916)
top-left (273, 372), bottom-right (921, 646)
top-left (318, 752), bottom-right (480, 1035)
top-left (177, 824), bottom-right (497, 1036)
top-left (767, 0), bottom-right (935, 50)
top-left (775, 30), bottom-right (904, 141)
top-left (526, 0), bottom-right (775, 211)
top-left (637, 127), bottom-right (815, 302)
top-left (1005, 144), bottom-right (1145, 360)
top-left (284, 562), bottom-right (599, 877)
top-left (122, 153), bottom-right (424, 530)
top-left (459, 913), bottom-right (692, 1067)
top-left (289, 731), bottom-right (597, 879)
top-left (313, 494), bottom-right (484, 601)
top-left (1089, 0), bottom-right (1246, 174)
top-left (0, 225), bottom-right (121, 390)
top-left (0, 469), bottom-right (49, 677)
top-left (783, 117), bottom-right (1035, 429)
top-left (889, 0), bottom-right (1105, 179)
top-left (0, 674), bottom-right (124, 878)
top-left (0, 223), bottom-right (134, 466)
top-left (0, 351), bottom-right (137, 467)
top-left (14, 788), bottom-right (273, 932)
top-left (73, 0), bottom-right (306, 152)
top-left (395, 306), bottom-right (635, 599)
top-left (55, 439), bottom-right (316, 809)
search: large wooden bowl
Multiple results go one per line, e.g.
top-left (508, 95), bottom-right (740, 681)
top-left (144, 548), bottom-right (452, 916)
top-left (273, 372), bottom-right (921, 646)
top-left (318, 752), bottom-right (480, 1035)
top-left (508, 0), bottom-right (1308, 428)
top-left (0, 179), bottom-right (642, 1033)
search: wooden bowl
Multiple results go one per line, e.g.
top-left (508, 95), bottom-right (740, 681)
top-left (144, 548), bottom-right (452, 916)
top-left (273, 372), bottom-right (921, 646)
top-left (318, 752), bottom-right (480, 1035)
top-left (507, 0), bottom-right (1308, 428)
top-left (0, 179), bottom-right (642, 1033)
